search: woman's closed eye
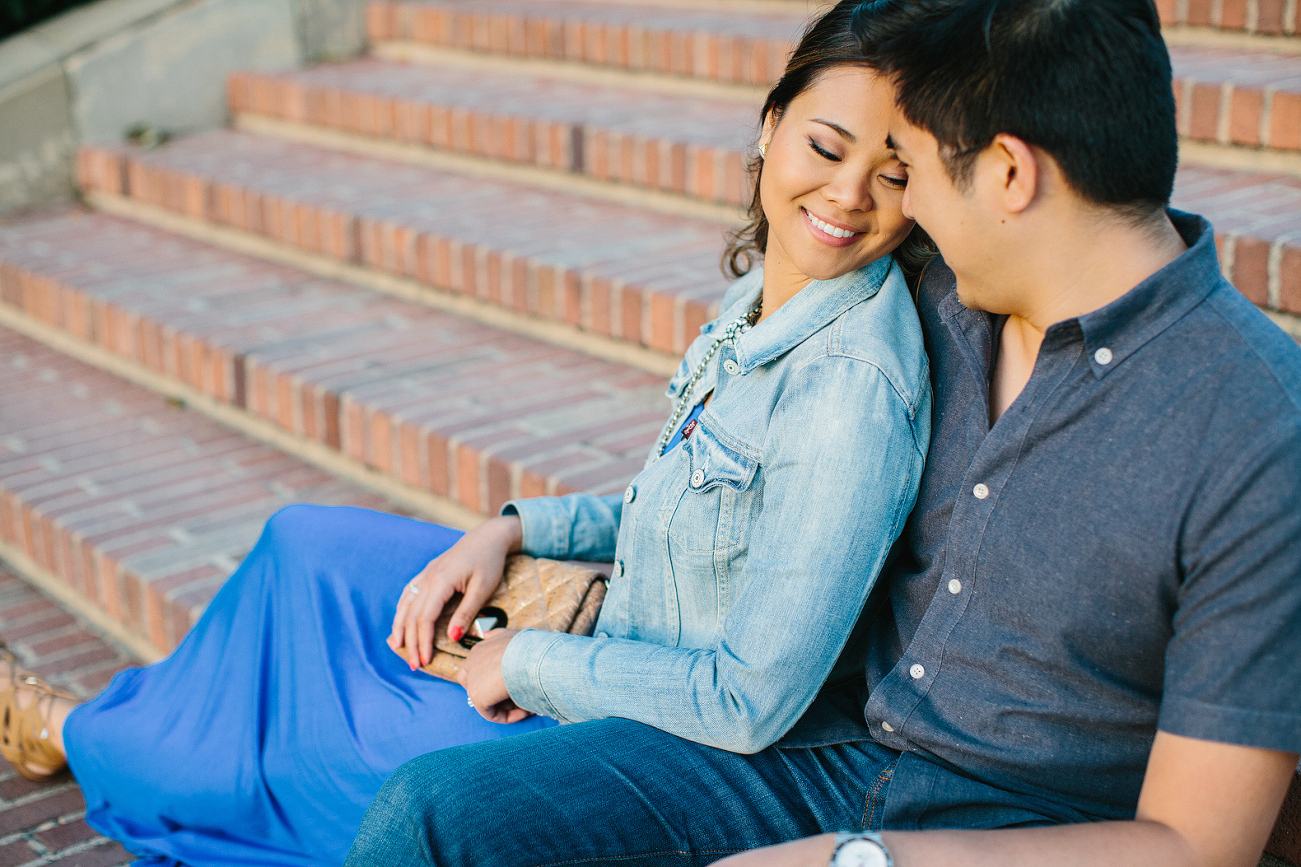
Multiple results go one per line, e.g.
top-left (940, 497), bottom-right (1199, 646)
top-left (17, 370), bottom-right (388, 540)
top-left (808, 137), bottom-right (841, 162)
top-left (881, 172), bottom-right (908, 190)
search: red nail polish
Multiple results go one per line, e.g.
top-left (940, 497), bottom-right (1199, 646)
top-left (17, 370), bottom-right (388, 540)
top-left (449, 625), bottom-right (464, 642)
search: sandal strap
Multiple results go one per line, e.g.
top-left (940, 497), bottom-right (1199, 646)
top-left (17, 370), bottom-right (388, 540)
top-left (0, 648), bottom-right (74, 781)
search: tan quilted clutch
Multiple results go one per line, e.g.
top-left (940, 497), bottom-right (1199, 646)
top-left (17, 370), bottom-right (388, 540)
top-left (414, 554), bottom-right (608, 681)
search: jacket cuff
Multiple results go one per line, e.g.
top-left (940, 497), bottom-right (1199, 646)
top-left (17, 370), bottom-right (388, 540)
top-left (501, 498), bottom-right (571, 559)
top-left (501, 629), bottom-right (567, 721)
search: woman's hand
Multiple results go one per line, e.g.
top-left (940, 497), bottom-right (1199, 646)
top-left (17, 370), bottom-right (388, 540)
top-left (388, 515), bottom-right (523, 670)
top-left (458, 629), bottom-right (532, 723)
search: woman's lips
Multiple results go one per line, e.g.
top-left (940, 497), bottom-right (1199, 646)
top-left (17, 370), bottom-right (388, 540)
top-left (802, 208), bottom-right (863, 248)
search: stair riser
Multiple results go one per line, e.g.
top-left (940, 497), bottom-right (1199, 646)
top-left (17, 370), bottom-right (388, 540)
top-left (0, 212), bottom-right (668, 526)
top-left (1175, 70), bottom-right (1301, 153)
top-left (367, 4), bottom-right (795, 87)
top-left (1159, 0), bottom-right (1299, 36)
top-left (77, 143), bottom-right (730, 358)
top-left (228, 72), bottom-right (757, 207)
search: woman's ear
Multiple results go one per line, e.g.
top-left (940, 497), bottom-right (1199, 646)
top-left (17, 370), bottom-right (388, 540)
top-left (759, 110), bottom-right (777, 153)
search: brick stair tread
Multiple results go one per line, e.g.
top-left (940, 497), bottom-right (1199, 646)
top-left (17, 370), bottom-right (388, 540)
top-left (1171, 43), bottom-right (1301, 151)
top-left (0, 207), bottom-right (670, 522)
top-left (78, 124), bottom-right (1301, 321)
top-left (1159, 0), bottom-right (1298, 36)
top-left (229, 57), bottom-right (761, 206)
top-left (77, 129), bottom-right (736, 355)
top-left (1172, 163), bottom-right (1301, 311)
top-left (367, 0), bottom-right (807, 86)
top-left (0, 320), bottom-right (403, 654)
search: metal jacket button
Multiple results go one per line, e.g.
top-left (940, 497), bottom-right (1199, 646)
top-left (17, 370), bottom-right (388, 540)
top-left (612, 561), bottom-right (624, 580)
top-left (722, 359), bottom-right (740, 376)
top-left (690, 469), bottom-right (706, 488)
top-left (624, 485), bottom-right (636, 504)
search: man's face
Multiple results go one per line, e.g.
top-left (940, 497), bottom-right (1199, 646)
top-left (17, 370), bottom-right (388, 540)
top-left (889, 118), bottom-right (993, 310)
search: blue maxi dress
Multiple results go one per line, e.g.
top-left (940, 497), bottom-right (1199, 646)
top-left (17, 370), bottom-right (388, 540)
top-left (64, 504), bottom-right (558, 866)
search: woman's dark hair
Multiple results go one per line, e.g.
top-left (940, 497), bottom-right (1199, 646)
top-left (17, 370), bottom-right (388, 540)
top-left (723, 0), bottom-right (937, 281)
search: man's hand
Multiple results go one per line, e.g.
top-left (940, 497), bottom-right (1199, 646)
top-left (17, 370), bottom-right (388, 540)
top-left (458, 629), bottom-right (532, 724)
top-left (714, 735), bottom-right (1297, 867)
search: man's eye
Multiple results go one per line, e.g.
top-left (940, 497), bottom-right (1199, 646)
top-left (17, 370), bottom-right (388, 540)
top-left (809, 139), bottom-right (841, 161)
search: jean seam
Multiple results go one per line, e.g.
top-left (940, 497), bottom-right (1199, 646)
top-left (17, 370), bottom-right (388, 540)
top-left (860, 760), bottom-right (897, 831)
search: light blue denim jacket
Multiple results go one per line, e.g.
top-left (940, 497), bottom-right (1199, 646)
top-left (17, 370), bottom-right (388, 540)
top-left (501, 256), bottom-right (930, 753)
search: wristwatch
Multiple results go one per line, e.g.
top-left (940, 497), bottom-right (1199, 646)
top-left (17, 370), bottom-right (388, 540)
top-left (829, 831), bottom-right (893, 867)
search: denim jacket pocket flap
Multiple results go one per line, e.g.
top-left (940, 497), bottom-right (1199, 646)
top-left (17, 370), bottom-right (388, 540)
top-left (684, 428), bottom-right (757, 493)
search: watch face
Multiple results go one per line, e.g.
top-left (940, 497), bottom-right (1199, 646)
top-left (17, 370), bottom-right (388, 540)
top-left (834, 839), bottom-right (889, 867)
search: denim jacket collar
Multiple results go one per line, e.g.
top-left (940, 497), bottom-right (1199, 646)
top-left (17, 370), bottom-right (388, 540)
top-left (708, 257), bottom-right (894, 373)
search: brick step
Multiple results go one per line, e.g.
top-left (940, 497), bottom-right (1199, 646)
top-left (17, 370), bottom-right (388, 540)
top-left (76, 130), bottom-right (736, 357)
top-left (0, 207), bottom-right (669, 524)
top-left (76, 126), bottom-right (1301, 325)
top-left (1172, 43), bottom-right (1301, 156)
top-left (366, 0), bottom-right (809, 87)
top-left (228, 57), bottom-right (761, 208)
top-left (0, 319), bottom-right (403, 655)
top-left (1159, 0), bottom-right (1299, 37)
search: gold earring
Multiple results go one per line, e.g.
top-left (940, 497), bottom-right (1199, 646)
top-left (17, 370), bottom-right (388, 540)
top-left (759, 143), bottom-right (768, 158)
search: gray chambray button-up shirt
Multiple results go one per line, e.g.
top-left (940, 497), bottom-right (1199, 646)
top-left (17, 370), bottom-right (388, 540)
top-left (859, 210), bottom-right (1301, 823)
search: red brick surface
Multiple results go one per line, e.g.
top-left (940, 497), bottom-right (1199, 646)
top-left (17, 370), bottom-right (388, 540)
top-left (1172, 164), bottom-right (1301, 311)
top-left (369, 0), bottom-right (805, 86)
top-left (1172, 44), bottom-right (1301, 152)
top-left (1160, 0), bottom-right (1300, 34)
top-left (76, 132), bottom-right (733, 356)
top-left (0, 561), bottom-right (134, 866)
top-left (0, 322), bottom-right (407, 653)
top-left (0, 210), bottom-right (669, 522)
top-left (228, 58), bottom-right (760, 206)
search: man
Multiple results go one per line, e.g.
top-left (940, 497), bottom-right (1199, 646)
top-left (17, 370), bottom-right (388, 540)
top-left (346, 1), bottom-right (1301, 865)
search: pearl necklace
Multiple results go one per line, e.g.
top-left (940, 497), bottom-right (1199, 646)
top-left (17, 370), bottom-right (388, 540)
top-left (653, 297), bottom-right (762, 458)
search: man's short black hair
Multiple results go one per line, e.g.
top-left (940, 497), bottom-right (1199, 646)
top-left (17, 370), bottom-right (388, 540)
top-left (882, 0), bottom-right (1177, 219)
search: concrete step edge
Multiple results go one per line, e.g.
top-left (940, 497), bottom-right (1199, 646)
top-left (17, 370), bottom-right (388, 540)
top-left (86, 189), bottom-right (681, 379)
top-left (1164, 24), bottom-right (1301, 52)
top-left (1180, 139), bottom-right (1301, 178)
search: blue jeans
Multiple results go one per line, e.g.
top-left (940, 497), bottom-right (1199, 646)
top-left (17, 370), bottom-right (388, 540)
top-left (344, 707), bottom-right (1081, 866)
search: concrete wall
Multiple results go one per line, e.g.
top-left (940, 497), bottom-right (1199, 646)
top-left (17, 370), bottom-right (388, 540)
top-left (0, 0), bottom-right (365, 213)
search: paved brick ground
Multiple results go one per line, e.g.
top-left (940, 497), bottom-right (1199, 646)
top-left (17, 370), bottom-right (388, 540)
top-left (0, 562), bottom-right (135, 867)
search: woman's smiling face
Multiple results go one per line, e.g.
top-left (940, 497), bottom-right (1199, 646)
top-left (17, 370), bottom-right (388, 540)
top-left (759, 66), bottom-right (913, 288)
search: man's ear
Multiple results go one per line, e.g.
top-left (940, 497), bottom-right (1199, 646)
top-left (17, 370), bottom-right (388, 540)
top-left (986, 133), bottom-right (1039, 214)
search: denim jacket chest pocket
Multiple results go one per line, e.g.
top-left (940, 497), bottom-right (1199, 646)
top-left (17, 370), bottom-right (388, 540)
top-left (668, 423), bottom-right (759, 553)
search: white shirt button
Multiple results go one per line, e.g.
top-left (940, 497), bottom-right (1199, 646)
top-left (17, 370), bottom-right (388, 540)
top-left (722, 359), bottom-right (740, 376)
top-left (881, 721), bottom-right (895, 732)
top-left (948, 579), bottom-right (962, 595)
top-left (973, 483), bottom-right (989, 500)
top-left (624, 485), bottom-right (636, 504)
top-left (1095, 347), bottom-right (1113, 366)
top-left (910, 664), bottom-right (926, 679)
top-left (612, 561), bottom-right (624, 580)
top-left (690, 469), bottom-right (706, 488)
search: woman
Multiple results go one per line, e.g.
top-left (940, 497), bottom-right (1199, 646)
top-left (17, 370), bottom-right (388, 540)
top-left (0, 1), bottom-right (933, 863)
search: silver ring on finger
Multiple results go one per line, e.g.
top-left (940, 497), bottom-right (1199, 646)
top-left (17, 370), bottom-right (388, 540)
top-left (405, 582), bottom-right (420, 595)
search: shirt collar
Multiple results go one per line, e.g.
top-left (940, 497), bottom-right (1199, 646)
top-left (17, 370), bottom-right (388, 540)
top-left (718, 257), bottom-right (895, 372)
top-left (1073, 210), bottom-right (1220, 378)
top-left (935, 209), bottom-right (1221, 380)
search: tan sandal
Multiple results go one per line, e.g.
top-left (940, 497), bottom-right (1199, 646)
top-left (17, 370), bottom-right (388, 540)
top-left (0, 642), bottom-right (75, 781)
